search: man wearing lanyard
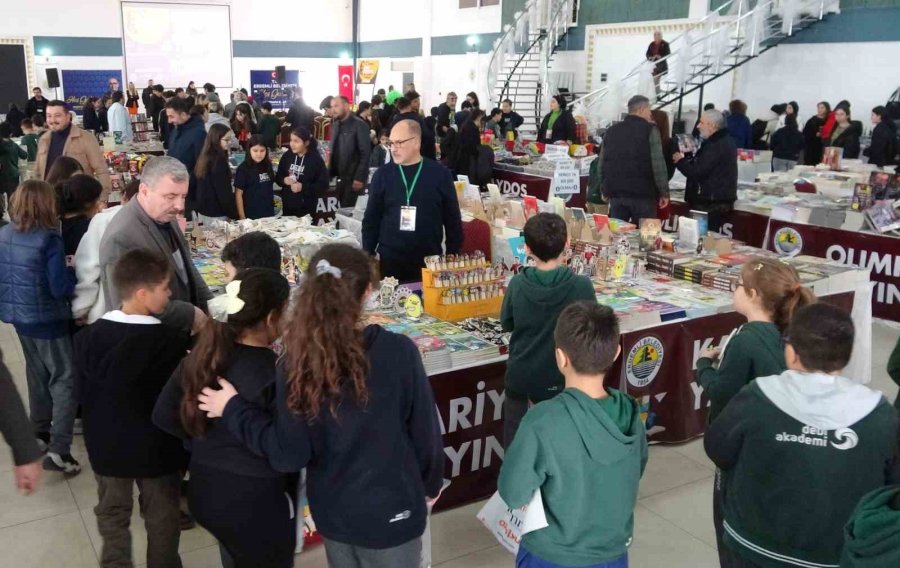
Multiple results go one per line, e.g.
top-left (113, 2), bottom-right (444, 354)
top-left (363, 119), bottom-right (464, 283)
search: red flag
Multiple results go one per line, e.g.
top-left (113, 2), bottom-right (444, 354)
top-left (338, 65), bottom-right (354, 104)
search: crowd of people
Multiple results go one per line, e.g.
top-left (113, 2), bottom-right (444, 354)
top-left (1, 71), bottom-right (900, 568)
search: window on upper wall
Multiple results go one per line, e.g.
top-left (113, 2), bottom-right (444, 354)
top-left (459, 0), bottom-right (499, 8)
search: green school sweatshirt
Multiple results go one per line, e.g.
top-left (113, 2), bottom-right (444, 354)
top-left (697, 321), bottom-right (785, 422)
top-left (498, 388), bottom-right (648, 566)
top-left (886, 337), bottom-right (900, 409)
top-left (841, 486), bottom-right (900, 568)
top-left (0, 140), bottom-right (26, 182)
top-left (20, 133), bottom-right (38, 162)
top-left (501, 267), bottom-right (597, 401)
top-left (705, 373), bottom-right (898, 568)
top-left (257, 114), bottom-right (281, 149)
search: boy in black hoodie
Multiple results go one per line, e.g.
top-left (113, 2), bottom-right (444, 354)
top-left (75, 250), bottom-right (191, 568)
top-left (705, 303), bottom-right (899, 568)
top-left (501, 213), bottom-right (597, 447)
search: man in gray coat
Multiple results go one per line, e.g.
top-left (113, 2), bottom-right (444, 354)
top-left (330, 96), bottom-right (373, 207)
top-left (99, 156), bottom-right (210, 333)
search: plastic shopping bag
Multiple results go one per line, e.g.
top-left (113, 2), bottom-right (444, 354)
top-left (476, 490), bottom-right (549, 554)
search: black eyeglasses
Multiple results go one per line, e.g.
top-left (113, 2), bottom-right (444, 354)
top-left (387, 136), bottom-right (416, 148)
top-left (782, 335), bottom-right (792, 347)
top-left (729, 278), bottom-right (744, 292)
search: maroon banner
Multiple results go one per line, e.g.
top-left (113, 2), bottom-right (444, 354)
top-left (765, 219), bottom-right (898, 321)
top-left (667, 202), bottom-right (769, 246)
top-left (430, 362), bottom-right (505, 512)
top-left (491, 168), bottom-right (587, 209)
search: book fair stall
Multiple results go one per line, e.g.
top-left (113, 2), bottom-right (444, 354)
top-left (186, 174), bottom-right (871, 511)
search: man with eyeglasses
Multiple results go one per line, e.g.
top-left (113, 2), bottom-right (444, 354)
top-left (362, 119), bottom-right (463, 283)
top-left (330, 96), bottom-right (372, 207)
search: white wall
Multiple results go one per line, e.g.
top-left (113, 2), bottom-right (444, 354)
top-left (231, 0), bottom-right (351, 42)
top-left (359, 0), bottom-right (501, 41)
top-left (733, 41), bottom-right (899, 127)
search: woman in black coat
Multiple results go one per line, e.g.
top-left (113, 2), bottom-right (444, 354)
top-left (538, 95), bottom-right (577, 144)
top-left (865, 106), bottom-right (897, 168)
top-left (802, 101), bottom-right (829, 165)
top-left (82, 98), bottom-right (102, 132)
top-left (828, 107), bottom-right (861, 159)
top-left (453, 110), bottom-right (485, 178)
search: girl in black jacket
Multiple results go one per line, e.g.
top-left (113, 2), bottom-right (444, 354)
top-left (828, 107), bottom-right (861, 159)
top-left (802, 101), bottom-right (830, 165)
top-left (770, 114), bottom-right (805, 171)
top-left (865, 106), bottom-right (897, 168)
top-left (153, 269), bottom-right (293, 568)
top-left (195, 123), bottom-right (238, 220)
top-left (197, 244), bottom-right (445, 567)
top-left (538, 95), bottom-right (577, 144)
top-left (453, 109), bottom-right (485, 178)
top-left (82, 98), bottom-right (102, 132)
top-left (275, 127), bottom-right (328, 219)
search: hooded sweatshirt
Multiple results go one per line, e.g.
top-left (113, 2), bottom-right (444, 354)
top-left (501, 267), bottom-right (597, 401)
top-left (697, 321), bottom-right (785, 422)
top-left (705, 371), bottom-right (899, 568)
top-left (841, 486), bottom-right (900, 568)
top-left (499, 388), bottom-right (648, 566)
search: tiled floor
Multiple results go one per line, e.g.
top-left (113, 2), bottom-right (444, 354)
top-left (1, 320), bottom-right (897, 568)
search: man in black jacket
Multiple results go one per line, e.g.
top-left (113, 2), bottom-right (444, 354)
top-left (674, 109), bottom-right (737, 232)
top-left (148, 85), bottom-right (165, 132)
top-left (865, 106), bottom-right (897, 168)
top-left (436, 92), bottom-right (458, 140)
top-left (600, 95), bottom-right (669, 224)
top-left (329, 96), bottom-right (372, 208)
top-left (165, 98), bottom-right (207, 216)
top-left (141, 80), bottom-right (153, 114)
top-left (392, 93), bottom-right (436, 160)
top-left (25, 87), bottom-right (48, 119)
top-left (362, 119), bottom-right (463, 283)
top-left (286, 89), bottom-right (318, 133)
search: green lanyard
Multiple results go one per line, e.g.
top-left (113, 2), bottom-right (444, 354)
top-left (398, 161), bottom-right (424, 206)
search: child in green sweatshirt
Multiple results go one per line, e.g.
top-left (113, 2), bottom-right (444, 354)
top-left (501, 213), bottom-right (596, 448)
top-left (696, 257), bottom-right (816, 565)
top-left (19, 119), bottom-right (39, 162)
top-left (499, 301), bottom-right (647, 568)
top-left (705, 303), bottom-right (898, 568)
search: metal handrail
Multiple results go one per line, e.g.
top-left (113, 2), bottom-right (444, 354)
top-left (486, 1), bottom-right (538, 105)
top-left (570, 0), bottom-right (827, 117)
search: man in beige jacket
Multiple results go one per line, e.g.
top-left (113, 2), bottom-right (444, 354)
top-left (35, 100), bottom-right (111, 199)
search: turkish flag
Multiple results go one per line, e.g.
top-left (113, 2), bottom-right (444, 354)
top-left (338, 65), bottom-right (354, 104)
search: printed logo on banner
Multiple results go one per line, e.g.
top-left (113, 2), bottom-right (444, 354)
top-left (492, 178), bottom-right (529, 197)
top-left (773, 227), bottom-right (803, 257)
top-left (626, 336), bottom-right (665, 388)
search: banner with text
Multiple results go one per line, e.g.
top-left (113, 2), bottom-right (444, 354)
top-left (61, 70), bottom-right (123, 115)
top-left (250, 70), bottom-right (299, 111)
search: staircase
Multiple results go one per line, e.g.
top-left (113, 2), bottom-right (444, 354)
top-left (486, 0), bottom-right (579, 137)
top-left (570, 0), bottom-right (838, 133)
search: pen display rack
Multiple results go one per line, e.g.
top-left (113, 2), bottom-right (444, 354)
top-left (421, 253), bottom-right (504, 321)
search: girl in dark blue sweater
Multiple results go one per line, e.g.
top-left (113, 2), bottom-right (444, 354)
top-left (153, 269), bottom-right (292, 568)
top-left (198, 244), bottom-right (444, 567)
top-left (275, 127), bottom-right (328, 219)
top-left (234, 135), bottom-right (275, 220)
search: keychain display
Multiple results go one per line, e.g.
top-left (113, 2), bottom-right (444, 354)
top-left (439, 283), bottom-right (502, 305)
top-left (431, 265), bottom-right (504, 288)
top-left (424, 252), bottom-right (488, 272)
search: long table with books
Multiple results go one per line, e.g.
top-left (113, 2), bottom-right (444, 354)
top-left (189, 219), bottom-right (869, 511)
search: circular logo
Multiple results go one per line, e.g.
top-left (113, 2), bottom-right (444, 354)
top-left (626, 336), bottom-right (665, 388)
top-left (773, 227), bottom-right (803, 257)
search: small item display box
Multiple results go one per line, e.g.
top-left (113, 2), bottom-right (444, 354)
top-left (422, 253), bottom-right (504, 321)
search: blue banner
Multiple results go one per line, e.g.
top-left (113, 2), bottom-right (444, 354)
top-left (250, 70), bottom-right (299, 111)
top-left (61, 70), bottom-right (123, 114)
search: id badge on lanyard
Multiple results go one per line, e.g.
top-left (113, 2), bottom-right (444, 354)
top-left (400, 206), bottom-right (417, 231)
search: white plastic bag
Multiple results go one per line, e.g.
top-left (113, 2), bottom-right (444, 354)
top-left (476, 490), bottom-right (549, 554)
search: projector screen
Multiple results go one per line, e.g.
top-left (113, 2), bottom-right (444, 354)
top-left (121, 1), bottom-right (233, 89)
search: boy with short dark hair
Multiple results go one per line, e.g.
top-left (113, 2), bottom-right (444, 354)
top-left (485, 108), bottom-right (503, 140)
top-left (20, 119), bottom-right (39, 162)
top-left (499, 301), bottom-right (647, 568)
top-left (221, 231), bottom-right (282, 282)
top-left (705, 303), bottom-right (899, 568)
top-left (501, 212), bottom-right (597, 446)
top-left (75, 249), bottom-right (191, 568)
top-left (258, 102), bottom-right (281, 149)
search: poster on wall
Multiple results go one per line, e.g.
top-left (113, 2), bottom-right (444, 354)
top-left (250, 70), bottom-right (299, 111)
top-left (356, 60), bottom-right (379, 84)
top-left (61, 70), bottom-right (123, 114)
top-left (338, 65), bottom-right (354, 104)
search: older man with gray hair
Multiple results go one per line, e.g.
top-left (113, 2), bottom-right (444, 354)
top-left (99, 156), bottom-right (210, 333)
top-left (598, 95), bottom-right (670, 224)
top-left (674, 108), bottom-right (738, 232)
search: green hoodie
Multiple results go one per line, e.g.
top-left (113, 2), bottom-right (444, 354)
top-left (498, 388), bottom-right (648, 566)
top-left (886, 337), bottom-right (900, 409)
top-left (697, 321), bottom-right (785, 422)
top-left (501, 267), bottom-right (597, 401)
top-left (842, 486), bottom-right (900, 568)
